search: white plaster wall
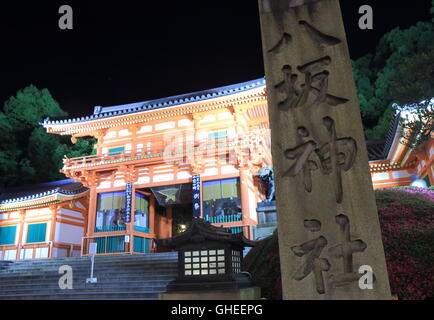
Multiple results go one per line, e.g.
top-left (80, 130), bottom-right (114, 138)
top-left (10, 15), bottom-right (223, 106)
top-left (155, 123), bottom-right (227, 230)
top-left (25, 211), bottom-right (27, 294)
top-left (119, 129), bottom-right (131, 137)
top-left (392, 170), bottom-right (411, 179)
top-left (114, 179), bottom-right (126, 187)
top-left (371, 172), bottom-right (390, 181)
top-left (55, 223), bottom-right (83, 245)
top-left (135, 176), bottom-right (150, 185)
top-left (220, 165), bottom-right (238, 175)
top-left (218, 112), bottom-right (232, 120)
top-left (58, 208), bottom-right (84, 220)
top-left (104, 131), bottom-right (117, 139)
top-left (138, 125), bottom-right (152, 133)
top-left (177, 171), bottom-right (191, 180)
top-left (98, 180), bottom-right (111, 189)
top-left (201, 115), bottom-right (216, 123)
top-left (178, 119), bottom-right (193, 127)
top-left (156, 122), bottom-right (175, 131)
top-left (153, 174), bottom-right (174, 182)
top-left (201, 168), bottom-right (219, 177)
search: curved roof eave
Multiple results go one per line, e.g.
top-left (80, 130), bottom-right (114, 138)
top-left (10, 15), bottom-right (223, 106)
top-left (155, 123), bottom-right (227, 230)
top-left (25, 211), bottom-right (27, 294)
top-left (42, 78), bottom-right (266, 129)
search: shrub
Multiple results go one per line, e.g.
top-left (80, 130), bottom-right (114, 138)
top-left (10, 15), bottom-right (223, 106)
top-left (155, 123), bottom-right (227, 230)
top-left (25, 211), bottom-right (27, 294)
top-left (246, 187), bottom-right (434, 300)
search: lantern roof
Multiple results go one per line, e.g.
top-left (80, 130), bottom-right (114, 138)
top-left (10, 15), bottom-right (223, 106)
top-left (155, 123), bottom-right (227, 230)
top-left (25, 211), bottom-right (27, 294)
top-left (155, 218), bottom-right (257, 250)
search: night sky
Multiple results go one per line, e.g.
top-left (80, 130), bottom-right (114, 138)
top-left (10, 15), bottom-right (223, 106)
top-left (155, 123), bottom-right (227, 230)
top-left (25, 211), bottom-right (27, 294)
top-left (1, 0), bottom-right (432, 118)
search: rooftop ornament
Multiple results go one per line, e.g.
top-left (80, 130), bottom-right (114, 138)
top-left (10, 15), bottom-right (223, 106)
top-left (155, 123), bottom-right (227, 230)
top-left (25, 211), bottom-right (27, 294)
top-left (155, 218), bottom-right (257, 292)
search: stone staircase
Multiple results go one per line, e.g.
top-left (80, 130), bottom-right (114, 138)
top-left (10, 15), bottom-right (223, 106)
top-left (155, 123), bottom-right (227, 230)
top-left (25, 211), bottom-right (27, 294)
top-left (0, 252), bottom-right (178, 300)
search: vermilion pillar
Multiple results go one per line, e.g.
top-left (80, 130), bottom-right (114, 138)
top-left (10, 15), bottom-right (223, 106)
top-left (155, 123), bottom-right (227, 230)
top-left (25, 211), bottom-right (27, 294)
top-left (239, 168), bottom-right (252, 239)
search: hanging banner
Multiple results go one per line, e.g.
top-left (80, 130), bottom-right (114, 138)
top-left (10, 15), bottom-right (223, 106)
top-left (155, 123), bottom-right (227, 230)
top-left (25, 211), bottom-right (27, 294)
top-left (125, 183), bottom-right (133, 223)
top-left (192, 175), bottom-right (201, 217)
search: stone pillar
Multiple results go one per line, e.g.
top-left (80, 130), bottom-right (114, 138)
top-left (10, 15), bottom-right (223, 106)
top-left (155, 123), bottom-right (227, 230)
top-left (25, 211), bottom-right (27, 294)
top-left (258, 0), bottom-right (391, 299)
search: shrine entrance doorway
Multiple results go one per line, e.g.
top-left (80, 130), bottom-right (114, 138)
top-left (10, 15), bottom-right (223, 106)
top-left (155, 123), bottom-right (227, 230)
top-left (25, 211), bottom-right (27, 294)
top-left (149, 183), bottom-right (193, 237)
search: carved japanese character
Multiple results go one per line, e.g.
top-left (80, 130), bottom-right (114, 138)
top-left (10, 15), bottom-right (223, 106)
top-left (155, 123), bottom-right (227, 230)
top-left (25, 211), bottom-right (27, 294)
top-left (274, 56), bottom-right (348, 111)
top-left (268, 32), bottom-right (292, 54)
top-left (328, 214), bottom-right (368, 287)
top-left (291, 219), bottom-right (330, 294)
top-left (282, 127), bottom-right (319, 192)
top-left (315, 117), bottom-right (357, 203)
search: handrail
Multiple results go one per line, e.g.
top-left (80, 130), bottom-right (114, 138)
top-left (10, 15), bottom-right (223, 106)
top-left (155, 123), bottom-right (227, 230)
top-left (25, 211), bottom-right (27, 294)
top-left (63, 131), bottom-right (269, 168)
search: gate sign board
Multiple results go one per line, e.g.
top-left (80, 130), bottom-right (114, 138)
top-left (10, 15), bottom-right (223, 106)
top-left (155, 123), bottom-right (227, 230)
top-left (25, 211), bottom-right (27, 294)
top-left (125, 183), bottom-right (133, 223)
top-left (192, 175), bottom-right (201, 217)
top-left (89, 242), bottom-right (98, 255)
top-left (258, 0), bottom-right (391, 299)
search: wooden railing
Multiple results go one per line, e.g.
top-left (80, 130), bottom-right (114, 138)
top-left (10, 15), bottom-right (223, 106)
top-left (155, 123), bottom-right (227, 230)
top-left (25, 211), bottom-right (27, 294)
top-left (0, 243), bottom-right (52, 260)
top-left (81, 225), bottom-right (154, 256)
top-left (63, 131), bottom-right (269, 169)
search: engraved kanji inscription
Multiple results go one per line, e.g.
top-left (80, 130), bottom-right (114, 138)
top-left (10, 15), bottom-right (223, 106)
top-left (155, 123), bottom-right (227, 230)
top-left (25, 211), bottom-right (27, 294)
top-left (316, 117), bottom-right (357, 203)
top-left (283, 127), bottom-right (319, 192)
top-left (274, 56), bottom-right (348, 111)
top-left (328, 214), bottom-right (368, 287)
top-left (268, 32), bottom-right (292, 54)
top-left (291, 219), bottom-right (330, 294)
top-left (283, 118), bottom-right (357, 201)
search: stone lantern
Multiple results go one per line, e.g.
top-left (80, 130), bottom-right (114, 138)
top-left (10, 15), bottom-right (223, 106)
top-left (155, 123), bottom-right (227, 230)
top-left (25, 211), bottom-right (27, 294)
top-left (156, 219), bottom-right (260, 299)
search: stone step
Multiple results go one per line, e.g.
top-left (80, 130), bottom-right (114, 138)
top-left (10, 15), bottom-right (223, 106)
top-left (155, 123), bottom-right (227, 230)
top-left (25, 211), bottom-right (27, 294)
top-left (0, 263), bottom-right (178, 274)
top-left (0, 253), bottom-right (179, 299)
top-left (8, 255), bottom-right (178, 266)
top-left (0, 273), bottom-right (177, 284)
top-left (0, 284), bottom-right (171, 295)
top-left (0, 259), bottom-right (178, 270)
top-left (4, 261), bottom-right (177, 271)
top-left (9, 253), bottom-right (178, 264)
top-left (0, 279), bottom-right (173, 289)
top-left (0, 291), bottom-right (162, 300)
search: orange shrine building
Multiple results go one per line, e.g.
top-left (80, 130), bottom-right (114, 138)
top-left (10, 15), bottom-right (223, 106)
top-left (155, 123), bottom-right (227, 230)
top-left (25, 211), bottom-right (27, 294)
top-left (0, 180), bottom-right (88, 260)
top-left (0, 78), bottom-right (432, 260)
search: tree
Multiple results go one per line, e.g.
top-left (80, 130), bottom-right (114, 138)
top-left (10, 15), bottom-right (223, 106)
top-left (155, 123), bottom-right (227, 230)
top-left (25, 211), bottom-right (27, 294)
top-left (353, 3), bottom-right (434, 140)
top-left (0, 85), bottom-right (95, 188)
top-left (390, 51), bottom-right (434, 149)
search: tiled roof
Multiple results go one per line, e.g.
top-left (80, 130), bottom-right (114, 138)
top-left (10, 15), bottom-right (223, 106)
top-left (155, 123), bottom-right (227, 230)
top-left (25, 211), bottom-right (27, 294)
top-left (42, 78), bottom-right (266, 127)
top-left (0, 179), bottom-right (88, 204)
top-left (366, 113), bottom-right (401, 161)
top-left (155, 218), bottom-right (257, 249)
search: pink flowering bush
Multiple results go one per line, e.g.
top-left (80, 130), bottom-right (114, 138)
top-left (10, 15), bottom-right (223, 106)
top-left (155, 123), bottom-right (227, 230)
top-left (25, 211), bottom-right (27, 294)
top-left (376, 187), bottom-right (434, 300)
top-left (246, 187), bottom-right (433, 300)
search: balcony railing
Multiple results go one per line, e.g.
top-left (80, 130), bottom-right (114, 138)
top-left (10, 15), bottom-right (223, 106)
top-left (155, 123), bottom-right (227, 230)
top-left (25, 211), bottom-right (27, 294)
top-left (0, 243), bottom-right (52, 260)
top-left (203, 214), bottom-right (242, 224)
top-left (62, 131), bottom-right (269, 169)
top-left (95, 225), bottom-right (126, 233)
top-left (82, 230), bottom-right (154, 256)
